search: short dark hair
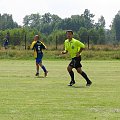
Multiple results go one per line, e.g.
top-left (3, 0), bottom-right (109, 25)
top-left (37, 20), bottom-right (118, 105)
top-left (35, 35), bottom-right (39, 39)
top-left (66, 30), bottom-right (73, 34)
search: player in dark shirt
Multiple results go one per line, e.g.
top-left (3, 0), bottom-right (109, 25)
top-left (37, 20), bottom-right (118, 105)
top-left (31, 35), bottom-right (48, 77)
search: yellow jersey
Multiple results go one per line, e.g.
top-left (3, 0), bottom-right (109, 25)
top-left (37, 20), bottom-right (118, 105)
top-left (64, 38), bottom-right (85, 58)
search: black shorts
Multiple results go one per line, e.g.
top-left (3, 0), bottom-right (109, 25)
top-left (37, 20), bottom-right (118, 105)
top-left (69, 56), bottom-right (82, 69)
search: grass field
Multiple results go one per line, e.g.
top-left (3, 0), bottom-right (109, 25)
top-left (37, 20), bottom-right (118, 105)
top-left (0, 60), bottom-right (120, 120)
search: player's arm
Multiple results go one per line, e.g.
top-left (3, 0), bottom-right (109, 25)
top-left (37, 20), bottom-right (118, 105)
top-left (61, 50), bottom-right (68, 54)
top-left (30, 41), bottom-right (36, 50)
top-left (44, 44), bottom-right (47, 50)
top-left (41, 42), bottom-right (47, 50)
top-left (61, 41), bottom-right (68, 54)
top-left (76, 41), bottom-right (85, 57)
top-left (78, 47), bottom-right (84, 54)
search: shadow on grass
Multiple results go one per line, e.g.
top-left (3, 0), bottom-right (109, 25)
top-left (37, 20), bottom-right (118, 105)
top-left (34, 76), bottom-right (45, 78)
top-left (70, 85), bottom-right (86, 88)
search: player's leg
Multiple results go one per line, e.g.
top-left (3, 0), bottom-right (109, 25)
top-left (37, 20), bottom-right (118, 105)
top-left (76, 67), bottom-right (92, 86)
top-left (35, 61), bottom-right (39, 76)
top-left (38, 55), bottom-right (48, 77)
top-left (67, 65), bottom-right (75, 86)
top-left (74, 56), bottom-right (92, 86)
top-left (39, 62), bottom-right (48, 77)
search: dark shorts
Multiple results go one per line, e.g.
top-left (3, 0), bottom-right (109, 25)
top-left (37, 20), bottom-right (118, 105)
top-left (36, 58), bottom-right (42, 64)
top-left (36, 54), bottom-right (43, 64)
top-left (69, 56), bottom-right (82, 69)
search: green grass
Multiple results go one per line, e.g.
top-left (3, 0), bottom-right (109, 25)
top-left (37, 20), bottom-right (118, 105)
top-left (0, 60), bottom-right (120, 120)
top-left (1, 49), bottom-right (120, 60)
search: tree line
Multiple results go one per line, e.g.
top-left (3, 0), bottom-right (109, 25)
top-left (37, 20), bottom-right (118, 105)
top-left (0, 9), bottom-right (120, 48)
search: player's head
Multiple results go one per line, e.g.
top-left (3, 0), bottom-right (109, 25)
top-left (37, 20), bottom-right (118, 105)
top-left (66, 30), bottom-right (73, 40)
top-left (34, 35), bottom-right (39, 41)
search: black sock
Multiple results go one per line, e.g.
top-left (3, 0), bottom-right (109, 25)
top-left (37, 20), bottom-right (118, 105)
top-left (69, 71), bottom-right (74, 81)
top-left (81, 71), bottom-right (90, 83)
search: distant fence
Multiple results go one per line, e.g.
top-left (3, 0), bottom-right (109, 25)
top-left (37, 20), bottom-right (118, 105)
top-left (0, 35), bottom-right (119, 50)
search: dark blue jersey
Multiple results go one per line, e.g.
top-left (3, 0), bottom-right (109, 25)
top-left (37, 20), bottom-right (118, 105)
top-left (32, 41), bottom-right (46, 58)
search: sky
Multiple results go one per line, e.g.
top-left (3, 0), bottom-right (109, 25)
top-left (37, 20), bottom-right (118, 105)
top-left (0, 0), bottom-right (120, 29)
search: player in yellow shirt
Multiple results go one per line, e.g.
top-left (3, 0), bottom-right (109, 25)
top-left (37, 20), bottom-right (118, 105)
top-left (31, 35), bottom-right (48, 77)
top-left (62, 30), bottom-right (92, 86)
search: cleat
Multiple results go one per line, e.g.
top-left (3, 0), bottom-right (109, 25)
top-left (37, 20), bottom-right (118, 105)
top-left (35, 73), bottom-right (39, 76)
top-left (68, 80), bottom-right (75, 86)
top-left (86, 81), bottom-right (92, 86)
top-left (44, 71), bottom-right (48, 77)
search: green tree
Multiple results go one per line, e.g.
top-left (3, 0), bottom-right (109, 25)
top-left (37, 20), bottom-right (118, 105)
top-left (98, 16), bottom-right (105, 28)
top-left (112, 11), bottom-right (120, 42)
top-left (81, 9), bottom-right (95, 29)
top-left (23, 13), bottom-right (42, 29)
top-left (88, 28), bottom-right (99, 44)
top-left (0, 13), bottom-right (18, 30)
top-left (48, 30), bottom-right (65, 45)
top-left (40, 13), bottom-right (61, 34)
top-left (95, 16), bottom-right (105, 29)
top-left (78, 27), bottom-right (88, 43)
top-left (41, 13), bottom-right (52, 24)
top-left (70, 15), bottom-right (84, 32)
top-left (97, 28), bottom-right (105, 44)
